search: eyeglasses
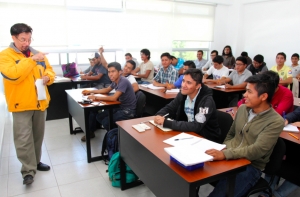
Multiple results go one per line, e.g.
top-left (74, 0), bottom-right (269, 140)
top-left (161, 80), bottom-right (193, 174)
top-left (15, 36), bottom-right (33, 43)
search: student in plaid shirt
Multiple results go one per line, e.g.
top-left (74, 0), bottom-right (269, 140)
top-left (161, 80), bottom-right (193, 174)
top-left (153, 52), bottom-right (178, 87)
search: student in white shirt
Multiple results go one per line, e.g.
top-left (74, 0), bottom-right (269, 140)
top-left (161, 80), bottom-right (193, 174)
top-left (290, 53), bottom-right (300, 78)
top-left (203, 55), bottom-right (229, 84)
top-left (122, 60), bottom-right (139, 92)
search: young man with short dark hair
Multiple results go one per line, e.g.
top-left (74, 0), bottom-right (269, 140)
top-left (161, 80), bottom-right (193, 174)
top-left (194, 50), bottom-right (208, 70)
top-left (170, 55), bottom-right (185, 75)
top-left (132, 49), bottom-right (154, 84)
top-left (247, 54), bottom-right (268, 75)
top-left (154, 68), bottom-right (221, 143)
top-left (205, 73), bottom-right (284, 197)
top-left (81, 62), bottom-right (136, 141)
top-left (166, 60), bottom-right (196, 89)
top-left (122, 60), bottom-right (139, 92)
top-left (202, 50), bottom-right (218, 72)
top-left (125, 53), bottom-right (139, 68)
top-left (203, 55), bottom-right (229, 84)
top-left (270, 52), bottom-right (292, 85)
top-left (153, 52), bottom-right (178, 87)
top-left (290, 53), bottom-right (300, 78)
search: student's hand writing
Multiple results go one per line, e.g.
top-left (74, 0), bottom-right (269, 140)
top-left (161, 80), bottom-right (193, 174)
top-left (166, 83), bottom-right (172, 90)
top-left (224, 84), bottom-right (232, 88)
top-left (292, 122), bottom-right (300, 127)
top-left (82, 90), bottom-right (92, 95)
top-left (154, 115), bottom-right (165, 125)
top-left (205, 149), bottom-right (225, 160)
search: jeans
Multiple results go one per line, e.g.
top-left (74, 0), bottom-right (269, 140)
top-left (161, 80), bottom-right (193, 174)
top-left (208, 165), bottom-right (262, 197)
top-left (260, 175), bottom-right (299, 197)
top-left (96, 108), bottom-right (136, 131)
top-left (137, 80), bottom-right (150, 84)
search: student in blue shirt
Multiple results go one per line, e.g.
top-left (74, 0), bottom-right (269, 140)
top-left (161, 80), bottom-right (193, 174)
top-left (166, 61), bottom-right (196, 90)
top-left (171, 55), bottom-right (185, 75)
top-left (153, 52), bottom-right (178, 87)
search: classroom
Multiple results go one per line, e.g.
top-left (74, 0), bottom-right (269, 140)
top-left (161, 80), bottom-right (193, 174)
top-left (0, 0), bottom-right (300, 196)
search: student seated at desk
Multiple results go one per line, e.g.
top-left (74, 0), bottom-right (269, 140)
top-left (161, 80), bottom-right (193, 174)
top-left (81, 62), bottom-right (136, 141)
top-left (132, 48), bottom-right (154, 84)
top-left (247, 54), bottom-right (268, 75)
top-left (221, 56), bottom-right (252, 107)
top-left (171, 55), bottom-right (185, 75)
top-left (202, 55), bottom-right (229, 84)
top-left (80, 57), bottom-right (95, 74)
top-left (205, 73), bottom-right (284, 197)
top-left (259, 107), bottom-right (300, 197)
top-left (154, 68), bottom-right (222, 143)
top-left (80, 51), bottom-right (111, 89)
top-left (290, 53), bottom-right (300, 78)
top-left (202, 50), bottom-right (218, 72)
top-left (122, 60), bottom-right (139, 92)
top-left (166, 60), bottom-right (196, 90)
top-left (238, 71), bottom-right (294, 116)
top-left (270, 52), bottom-right (293, 86)
top-left (153, 52), bottom-right (178, 87)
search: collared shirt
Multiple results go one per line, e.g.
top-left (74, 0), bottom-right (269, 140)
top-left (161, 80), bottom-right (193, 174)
top-left (194, 59), bottom-right (208, 69)
top-left (184, 88), bottom-right (201, 122)
top-left (290, 65), bottom-right (300, 78)
top-left (153, 65), bottom-right (178, 84)
top-left (270, 65), bottom-right (292, 81)
top-left (173, 58), bottom-right (185, 70)
top-left (248, 108), bottom-right (271, 122)
top-left (229, 69), bottom-right (252, 85)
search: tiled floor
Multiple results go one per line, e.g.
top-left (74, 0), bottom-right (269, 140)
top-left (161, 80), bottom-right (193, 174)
top-left (1, 114), bottom-right (300, 197)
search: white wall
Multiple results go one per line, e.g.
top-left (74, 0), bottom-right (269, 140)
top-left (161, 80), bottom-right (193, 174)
top-left (211, 0), bottom-right (300, 68)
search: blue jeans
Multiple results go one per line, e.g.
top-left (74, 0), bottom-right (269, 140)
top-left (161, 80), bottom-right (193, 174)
top-left (260, 175), bottom-right (298, 197)
top-left (137, 80), bottom-right (150, 84)
top-left (208, 165), bottom-right (262, 197)
top-left (96, 108), bottom-right (135, 131)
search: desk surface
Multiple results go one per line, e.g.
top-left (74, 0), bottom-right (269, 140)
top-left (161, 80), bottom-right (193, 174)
top-left (205, 83), bottom-right (246, 93)
top-left (117, 116), bottom-right (250, 183)
top-left (139, 85), bottom-right (177, 99)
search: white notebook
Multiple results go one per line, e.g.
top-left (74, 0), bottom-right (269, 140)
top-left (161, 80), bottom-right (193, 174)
top-left (141, 84), bottom-right (164, 90)
top-left (149, 120), bottom-right (172, 132)
top-left (283, 124), bottom-right (299, 133)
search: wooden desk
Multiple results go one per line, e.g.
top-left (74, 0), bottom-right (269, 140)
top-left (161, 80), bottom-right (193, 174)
top-left (205, 83), bottom-right (245, 109)
top-left (139, 85), bottom-right (177, 115)
top-left (71, 76), bottom-right (94, 89)
top-left (66, 89), bottom-right (120, 162)
top-left (117, 117), bottom-right (250, 197)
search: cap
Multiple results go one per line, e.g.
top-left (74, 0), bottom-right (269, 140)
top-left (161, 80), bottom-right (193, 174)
top-left (89, 52), bottom-right (100, 60)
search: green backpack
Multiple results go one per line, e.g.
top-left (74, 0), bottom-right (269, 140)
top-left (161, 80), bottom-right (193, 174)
top-left (108, 152), bottom-right (138, 187)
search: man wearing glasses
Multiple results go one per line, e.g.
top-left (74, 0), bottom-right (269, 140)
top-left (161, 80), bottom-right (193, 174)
top-left (201, 50), bottom-right (218, 73)
top-left (0, 23), bottom-right (55, 185)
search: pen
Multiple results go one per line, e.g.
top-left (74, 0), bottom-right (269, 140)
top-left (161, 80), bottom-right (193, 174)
top-left (163, 113), bottom-right (169, 118)
top-left (174, 137), bottom-right (193, 141)
top-left (288, 133), bottom-right (299, 140)
top-left (226, 108), bottom-right (233, 113)
top-left (283, 111), bottom-right (286, 120)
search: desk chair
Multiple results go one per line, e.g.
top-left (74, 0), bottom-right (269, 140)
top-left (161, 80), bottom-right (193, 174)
top-left (242, 138), bottom-right (286, 197)
top-left (135, 91), bottom-right (146, 118)
top-left (216, 110), bottom-right (233, 142)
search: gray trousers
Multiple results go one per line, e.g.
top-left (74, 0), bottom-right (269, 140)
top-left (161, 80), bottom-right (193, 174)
top-left (12, 110), bottom-right (47, 178)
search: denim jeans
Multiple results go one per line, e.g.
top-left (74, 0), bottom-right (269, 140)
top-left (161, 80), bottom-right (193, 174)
top-left (208, 165), bottom-right (262, 197)
top-left (260, 175), bottom-right (298, 197)
top-left (96, 108), bottom-right (136, 131)
top-left (137, 80), bottom-right (150, 84)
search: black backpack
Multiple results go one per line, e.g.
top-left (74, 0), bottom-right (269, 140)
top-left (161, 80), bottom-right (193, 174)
top-left (101, 128), bottom-right (119, 164)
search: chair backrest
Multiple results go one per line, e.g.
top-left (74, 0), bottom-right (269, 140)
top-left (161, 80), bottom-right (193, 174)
top-left (216, 110), bottom-right (233, 143)
top-left (135, 91), bottom-right (146, 118)
top-left (264, 138), bottom-right (286, 175)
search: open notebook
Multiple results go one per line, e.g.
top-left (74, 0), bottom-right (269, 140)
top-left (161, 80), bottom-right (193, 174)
top-left (149, 120), bottom-right (172, 132)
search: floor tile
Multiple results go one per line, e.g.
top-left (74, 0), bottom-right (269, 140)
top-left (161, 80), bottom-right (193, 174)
top-left (1, 143), bottom-right (9, 158)
top-left (59, 177), bottom-right (115, 197)
top-left (47, 146), bottom-right (86, 166)
top-left (0, 174), bottom-right (8, 197)
top-left (44, 125), bottom-right (70, 139)
top-left (12, 187), bottom-right (61, 197)
top-left (44, 135), bottom-right (81, 151)
top-left (0, 157), bottom-right (9, 175)
top-left (109, 184), bottom-right (151, 197)
top-left (7, 170), bottom-right (57, 196)
top-left (53, 160), bottom-right (101, 185)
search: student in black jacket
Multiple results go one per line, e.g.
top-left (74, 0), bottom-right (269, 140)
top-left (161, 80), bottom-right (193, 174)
top-left (154, 68), bottom-right (222, 143)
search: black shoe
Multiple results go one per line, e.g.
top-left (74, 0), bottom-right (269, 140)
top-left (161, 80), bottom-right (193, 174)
top-left (23, 175), bottom-right (34, 185)
top-left (37, 162), bottom-right (50, 171)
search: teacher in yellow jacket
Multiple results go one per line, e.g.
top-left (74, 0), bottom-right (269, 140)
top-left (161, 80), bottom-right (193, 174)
top-left (0, 23), bottom-right (55, 185)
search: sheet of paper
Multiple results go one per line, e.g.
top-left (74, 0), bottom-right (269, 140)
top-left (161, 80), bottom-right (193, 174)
top-left (164, 146), bottom-right (213, 166)
top-left (142, 84), bottom-right (164, 90)
top-left (54, 76), bottom-right (71, 82)
top-left (283, 124), bottom-right (299, 133)
top-left (163, 133), bottom-right (202, 146)
top-left (192, 138), bottom-right (226, 152)
top-left (166, 89), bottom-right (180, 93)
top-left (215, 85), bottom-right (225, 89)
top-left (35, 79), bottom-right (47, 100)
